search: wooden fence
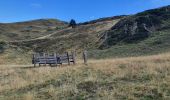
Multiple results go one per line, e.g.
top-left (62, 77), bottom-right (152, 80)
top-left (32, 52), bottom-right (76, 67)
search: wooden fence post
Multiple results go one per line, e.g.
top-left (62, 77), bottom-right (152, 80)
top-left (33, 53), bottom-right (36, 67)
top-left (38, 53), bottom-right (41, 67)
top-left (72, 51), bottom-right (76, 64)
top-left (83, 50), bottom-right (88, 65)
top-left (54, 53), bottom-right (57, 66)
top-left (66, 52), bottom-right (70, 65)
top-left (44, 53), bottom-right (47, 66)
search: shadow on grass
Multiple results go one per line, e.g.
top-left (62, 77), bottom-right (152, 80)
top-left (16, 64), bottom-right (70, 69)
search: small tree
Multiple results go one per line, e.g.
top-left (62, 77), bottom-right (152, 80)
top-left (69, 19), bottom-right (76, 28)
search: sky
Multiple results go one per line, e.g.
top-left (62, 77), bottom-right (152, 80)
top-left (0, 0), bottom-right (170, 23)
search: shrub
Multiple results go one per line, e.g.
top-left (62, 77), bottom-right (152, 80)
top-left (0, 41), bottom-right (6, 53)
top-left (55, 26), bottom-right (64, 30)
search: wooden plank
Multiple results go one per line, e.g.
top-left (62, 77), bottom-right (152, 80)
top-left (32, 52), bottom-right (77, 66)
top-left (33, 54), bottom-right (36, 67)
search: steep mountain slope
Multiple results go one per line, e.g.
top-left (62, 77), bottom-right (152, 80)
top-left (102, 5), bottom-right (170, 47)
top-left (88, 5), bottom-right (170, 59)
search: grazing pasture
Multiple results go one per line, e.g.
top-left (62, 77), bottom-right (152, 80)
top-left (0, 53), bottom-right (170, 100)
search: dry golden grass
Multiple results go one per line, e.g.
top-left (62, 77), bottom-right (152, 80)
top-left (0, 53), bottom-right (170, 99)
top-left (0, 49), bottom-right (32, 65)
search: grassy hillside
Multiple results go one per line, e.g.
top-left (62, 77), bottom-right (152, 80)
top-left (9, 17), bottom-right (121, 52)
top-left (89, 29), bottom-right (170, 59)
top-left (1, 53), bottom-right (170, 99)
top-left (89, 5), bottom-right (170, 59)
top-left (0, 19), bottom-right (68, 41)
top-left (0, 16), bottom-right (122, 64)
top-left (103, 5), bottom-right (170, 46)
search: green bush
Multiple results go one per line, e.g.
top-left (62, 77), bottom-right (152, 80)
top-left (55, 26), bottom-right (65, 30)
top-left (0, 41), bottom-right (6, 53)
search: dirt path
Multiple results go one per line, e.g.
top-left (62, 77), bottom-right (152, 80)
top-left (9, 27), bottom-right (72, 43)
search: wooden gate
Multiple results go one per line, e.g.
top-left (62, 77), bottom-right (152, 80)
top-left (32, 52), bottom-right (76, 67)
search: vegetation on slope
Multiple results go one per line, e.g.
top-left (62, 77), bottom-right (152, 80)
top-left (87, 5), bottom-right (170, 59)
top-left (102, 5), bottom-right (170, 47)
top-left (0, 19), bottom-right (68, 41)
top-left (0, 16), bottom-right (121, 64)
top-left (10, 17), bottom-right (120, 53)
top-left (89, 29), bottom-right (170, 59)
